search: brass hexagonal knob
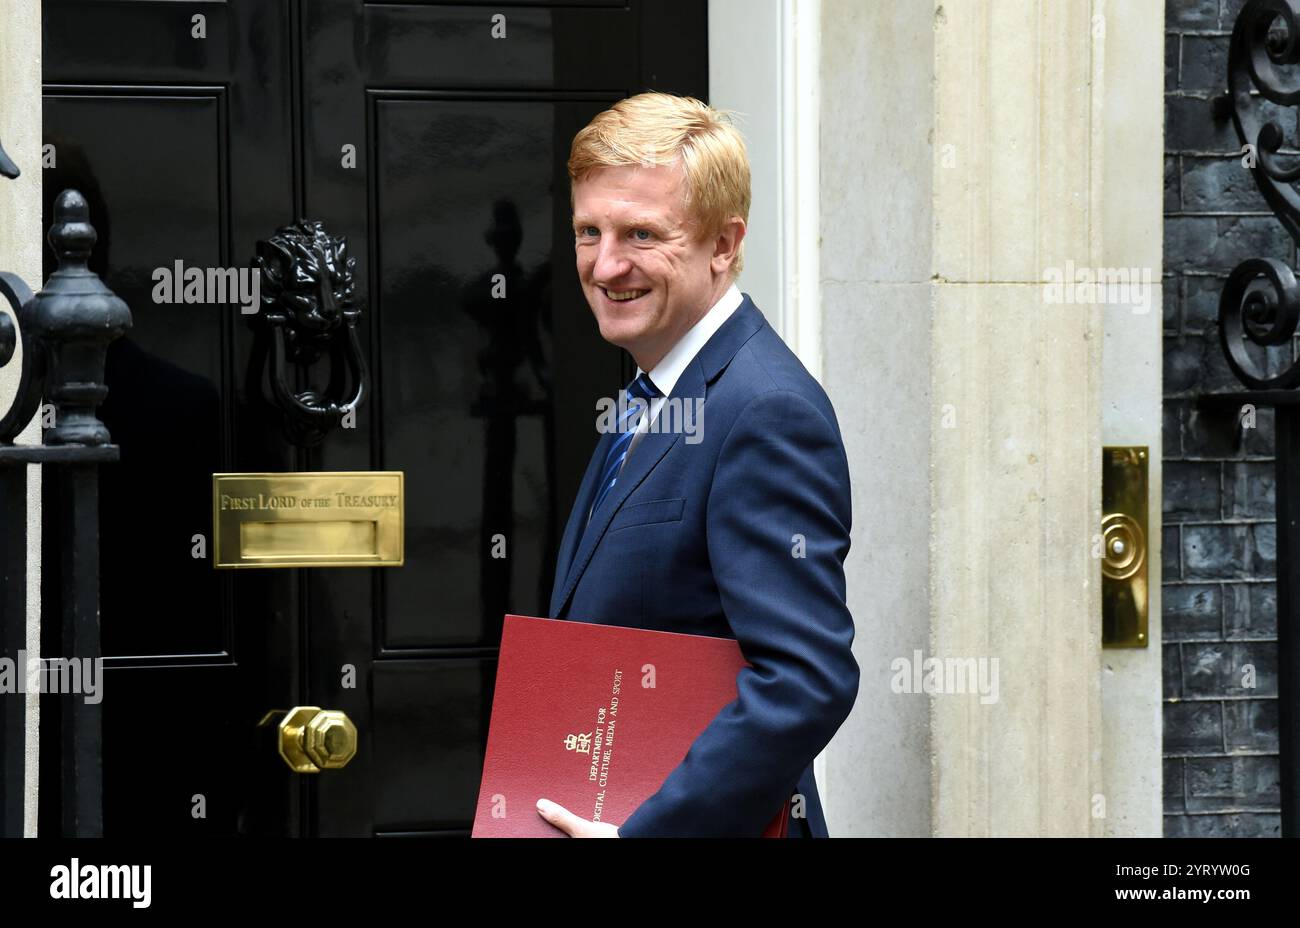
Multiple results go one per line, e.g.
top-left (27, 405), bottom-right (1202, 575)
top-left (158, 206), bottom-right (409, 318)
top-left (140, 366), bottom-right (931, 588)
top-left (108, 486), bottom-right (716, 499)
top-left (305, 710), bottom-right (357, 770)
top-left (260, 706), bottom-right (358, 774)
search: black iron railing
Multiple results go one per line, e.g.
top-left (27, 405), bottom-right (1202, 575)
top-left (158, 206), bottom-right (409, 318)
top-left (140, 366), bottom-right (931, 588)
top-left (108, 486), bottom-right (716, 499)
top-left (0, 142), bottom-right (130, 836)
top-left (1201, 0), bottom-right (1300, 837)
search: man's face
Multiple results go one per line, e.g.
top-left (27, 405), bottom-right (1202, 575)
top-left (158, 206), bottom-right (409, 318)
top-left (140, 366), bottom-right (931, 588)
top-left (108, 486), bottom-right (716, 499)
top-left (572, 162), bottom-right (732, 372)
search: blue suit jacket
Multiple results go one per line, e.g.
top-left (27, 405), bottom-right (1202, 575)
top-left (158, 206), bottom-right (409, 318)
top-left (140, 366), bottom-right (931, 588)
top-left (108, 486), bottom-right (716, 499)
top-left (547, 293), bottom-right (859, 837)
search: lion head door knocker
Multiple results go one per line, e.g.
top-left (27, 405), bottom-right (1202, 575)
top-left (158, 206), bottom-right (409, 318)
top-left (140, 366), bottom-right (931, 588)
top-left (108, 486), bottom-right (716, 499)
top-left (253, 219), bottom-right (368, 447)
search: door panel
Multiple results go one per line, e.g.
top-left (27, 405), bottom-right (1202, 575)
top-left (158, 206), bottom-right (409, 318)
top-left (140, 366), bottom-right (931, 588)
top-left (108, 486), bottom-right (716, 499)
top-left (361, 4), bottom-right (637, 89)
top-left (368, 660), bottom-right (492, 833)
top-left (373, 95), bottom-right (618, 651)
top-left (42, 0), bottom-right (300, 838)
top-left (43, 91), bottom-right (228, 659)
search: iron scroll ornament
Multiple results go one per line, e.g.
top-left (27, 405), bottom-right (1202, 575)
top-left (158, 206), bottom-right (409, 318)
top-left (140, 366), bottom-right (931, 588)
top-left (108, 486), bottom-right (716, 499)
top-left (253, 219), bottom-right (368, 447)
top-left (1220, 0), bottom-right (1300, 388)
top-left (0, 135), bottom-right (37, 442)
top-left (0, 271), bottom-right (41, 443)
top-left (0, 136), bottom-right (19, 180)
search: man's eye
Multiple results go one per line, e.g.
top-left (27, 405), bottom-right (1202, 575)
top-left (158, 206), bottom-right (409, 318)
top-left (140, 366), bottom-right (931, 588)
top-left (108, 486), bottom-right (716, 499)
top-left (578, 226), bottom-right (598, 238)
top-left (633, 229), bottom-right (653, 241)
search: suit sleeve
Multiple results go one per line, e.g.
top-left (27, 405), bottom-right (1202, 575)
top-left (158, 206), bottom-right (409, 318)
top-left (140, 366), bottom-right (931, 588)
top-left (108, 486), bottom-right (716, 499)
top-left (616, 387), bottom-right (860, 837)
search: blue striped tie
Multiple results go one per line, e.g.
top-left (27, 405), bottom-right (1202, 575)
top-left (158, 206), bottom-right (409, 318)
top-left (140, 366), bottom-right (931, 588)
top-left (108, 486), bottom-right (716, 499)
top-left (588, 372), bottom-right (662, 522)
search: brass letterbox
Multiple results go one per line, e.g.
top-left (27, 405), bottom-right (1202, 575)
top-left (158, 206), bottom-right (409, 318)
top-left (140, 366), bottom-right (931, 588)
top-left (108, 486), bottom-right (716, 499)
top-left (213, 471), bottom-right (404, 568)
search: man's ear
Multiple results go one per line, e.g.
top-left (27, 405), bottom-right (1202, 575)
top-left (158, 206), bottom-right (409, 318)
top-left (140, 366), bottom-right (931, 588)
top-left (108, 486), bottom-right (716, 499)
top-left (711, 217), bottom-right (746, 275)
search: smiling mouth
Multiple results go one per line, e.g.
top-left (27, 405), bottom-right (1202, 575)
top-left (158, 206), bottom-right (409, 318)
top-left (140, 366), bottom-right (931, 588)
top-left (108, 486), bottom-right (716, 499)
top-left (602, 288), bottom-right (650, 303)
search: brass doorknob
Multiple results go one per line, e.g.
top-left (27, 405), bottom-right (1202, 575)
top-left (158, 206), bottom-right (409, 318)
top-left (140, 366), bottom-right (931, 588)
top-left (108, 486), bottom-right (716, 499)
top-left (258, 706), bottom-right (357, 773)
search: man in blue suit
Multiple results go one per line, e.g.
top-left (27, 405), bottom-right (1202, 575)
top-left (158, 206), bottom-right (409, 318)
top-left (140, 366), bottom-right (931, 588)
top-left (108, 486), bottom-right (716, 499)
top-left (535, 92), bottom-right (859, 838)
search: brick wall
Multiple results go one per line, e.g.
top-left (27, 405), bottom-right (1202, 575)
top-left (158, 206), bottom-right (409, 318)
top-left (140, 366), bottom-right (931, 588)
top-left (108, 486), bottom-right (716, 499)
top-left (1163, 0), bottom-right (1282, 837)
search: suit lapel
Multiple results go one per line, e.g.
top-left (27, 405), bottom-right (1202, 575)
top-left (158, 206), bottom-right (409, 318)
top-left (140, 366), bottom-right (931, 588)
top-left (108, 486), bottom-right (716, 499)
top-left (549, 428), bottom-right (615, 616)
top-left (551, 359), bottom-right (705, 617)
top-left (550, 294), bottom-right (769, 619)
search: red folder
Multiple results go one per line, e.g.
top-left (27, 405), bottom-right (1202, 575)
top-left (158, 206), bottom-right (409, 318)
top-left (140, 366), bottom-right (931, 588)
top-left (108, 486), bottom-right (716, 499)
top-left (472, 614), bottom-right (790, 837)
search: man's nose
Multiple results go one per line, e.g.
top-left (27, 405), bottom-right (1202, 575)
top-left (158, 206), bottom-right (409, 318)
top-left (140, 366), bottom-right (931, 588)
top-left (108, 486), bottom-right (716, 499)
top-left (591, 237), bottom-right (631, 283)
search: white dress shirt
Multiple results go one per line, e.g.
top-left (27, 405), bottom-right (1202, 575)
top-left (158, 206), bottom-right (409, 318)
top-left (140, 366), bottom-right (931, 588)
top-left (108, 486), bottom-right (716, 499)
top-left (586, 282), bottom-right (744, 526)
top-left (627, 282), bottom-right (743, 465)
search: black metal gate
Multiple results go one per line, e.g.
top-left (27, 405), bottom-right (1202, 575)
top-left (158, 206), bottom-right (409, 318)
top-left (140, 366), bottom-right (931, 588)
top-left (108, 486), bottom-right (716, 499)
top-left (1199, 0), bottom-right (1300, 837)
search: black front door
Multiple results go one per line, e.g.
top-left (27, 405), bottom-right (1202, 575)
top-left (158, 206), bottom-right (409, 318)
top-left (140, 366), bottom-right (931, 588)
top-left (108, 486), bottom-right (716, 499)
top-left (39, 0), bottom-right (706, 836)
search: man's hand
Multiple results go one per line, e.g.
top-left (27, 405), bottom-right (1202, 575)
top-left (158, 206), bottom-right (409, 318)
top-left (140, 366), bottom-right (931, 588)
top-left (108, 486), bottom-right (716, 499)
top-left (536, 798), bottom-right (620, 837)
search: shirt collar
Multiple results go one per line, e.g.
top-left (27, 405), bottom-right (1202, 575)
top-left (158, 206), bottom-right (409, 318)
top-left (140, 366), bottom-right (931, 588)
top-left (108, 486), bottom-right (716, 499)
top-left (636, 283), bottom-right (743, 397)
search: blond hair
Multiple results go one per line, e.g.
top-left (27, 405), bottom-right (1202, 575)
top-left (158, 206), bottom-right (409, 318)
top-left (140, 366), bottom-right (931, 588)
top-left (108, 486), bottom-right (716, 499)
top-left (568, 92), bottom-right (750, 278)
